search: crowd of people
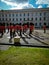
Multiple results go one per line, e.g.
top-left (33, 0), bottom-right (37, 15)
top-left (0, 22), bottom-right (34, 38)
top-left (0, 22), bottom-right (46, 39)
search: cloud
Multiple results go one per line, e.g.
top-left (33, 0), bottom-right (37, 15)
top-left (1, 0), bottom-right (28, 6)
top-left (10, 3), bottom-right (34, 10)
top-left (1, 0), bottom-right (17, 6)
top-left (22, 4), bottom-right (35, 9)
top-left (1, 0), bottom-right (34, 9)
top-left (36, 0), bottom-right (49, 4)
top-left (38, 5), bottom-right (43, 8)
top-left (13, 0), bottom-right (28, 4)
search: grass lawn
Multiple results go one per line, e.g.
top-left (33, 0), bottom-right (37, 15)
top-left (0, 46), bottom-right (49, 65)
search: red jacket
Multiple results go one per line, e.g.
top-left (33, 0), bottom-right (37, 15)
top-left (23, 25), bottom-right (28, 30)
top-left (43, 25), bottom-right (46, 29)
top-left (7, 26), bottom-right (13, 30)
top-left (19, 26), bottom-right (22, 31)
top-left (0, 26), bottom-right (5, 32)
top-left (15, 25), bottom-right (17, 30)
top-left (30, 25), bottom-right (34, 31)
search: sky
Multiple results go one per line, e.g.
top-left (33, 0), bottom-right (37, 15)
top-left (0, 0), bottom-right (49, 10)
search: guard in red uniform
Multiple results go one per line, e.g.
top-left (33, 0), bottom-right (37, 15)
top-left (15, 24), bottom-right (18, 32)
top-left (32, 23), bottom-right (34, 32)
top-left (25, 24), bottom-right (28, 31)
top-left (0, 26), bottom-right (4, 37)
top-left (17, 24), bottom-right (19, 33)
top-left (7, 23), bottom-right (9, 33)
top-left (23, 24), bottom-right (25, 34)
top-left (23, 23), bottom-right (28, 34)
top-left (43, 23), bottom-right (46, 33)
top-left (3, 23), bottom-right (6, 33)
top-left (13, 24), bottom-right (16, 37)
top-left (19, 23), bottom-right (22, 36)
top-left (29, 23), bottom-right (34, 35)
top-left (9, 24), bottom-right (13, 38)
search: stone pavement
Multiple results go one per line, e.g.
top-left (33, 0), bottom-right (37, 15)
top-left (33, 29), bottom-right (49, 45)
top-left (0, 29), bottom-right (49, 46)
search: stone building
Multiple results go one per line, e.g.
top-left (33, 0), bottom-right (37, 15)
top-left (0, 8), bottom-right (49, 28)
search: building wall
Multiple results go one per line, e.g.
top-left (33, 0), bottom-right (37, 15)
top-left (0, 8), bottom-right (49, 27)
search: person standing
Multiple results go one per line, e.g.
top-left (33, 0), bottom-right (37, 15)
top-left (19, 23), bottom-right (22, 36)
top-left (43, 23), bottom-right (46, 33)
top-left (29, 23), bottom-right (34, 35)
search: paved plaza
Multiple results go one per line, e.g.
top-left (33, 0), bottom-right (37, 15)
top-left (0, 29), bottom-right (49, 46)
top-left (0, 29), bottom-right (49, 50)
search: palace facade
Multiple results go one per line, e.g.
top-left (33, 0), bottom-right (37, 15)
top-left (0, 8), bottom-right (49, 28)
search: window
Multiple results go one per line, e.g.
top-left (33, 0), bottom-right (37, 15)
top-left (27, 18), bottom-right (29, 21)
top-left (9, 14), bottom-right (11, 17)
top-left (44, 12), bottom-right (46, 16)
top-left (16, 18), bottom-right (18, 21)
top-left (35, 23), bottom-right (37, 26)
top-left (6, 18), bottom-right (7, 21)
top-left (39, 22), bottom-right (41, 26)
top-left (40, 13), bottom-right (42, 16)
top-left (2, 14), bottom-right (4, 17)
top-left (31, 13), bottom-right (33, 16)
top-left (31, 18), bottom-right (33, 21)
top-left (24, 18), bottom-right (25, 21)
top-left (12, 14), bottom-right (14, 17)
top-left (16, 14), bottom-right (18, 16)
top-left (35, 17), bottom-right (37, 21)
top-left (40, 17), bottom-right (41, 21)
top-left (13, 18), bottom-right (14, 21)
top-left (28, 13), bottom-right (29, 16)
top-left (9, 18), bottom-right (11, 21)
top-left (44, 17), bottom-right (46, 21)
top-left (20, 18), bottom-right (22, 21)
top-left (2, 18), bottom-right (4, 21)
top-left (0, 18), bottom-right (1, 21)
top-left (24, 13), bottom-right (25, 16)
top-left (20, 14), bottom-right (21, 16)
top-left (5, 14), bottom-right (7, 17)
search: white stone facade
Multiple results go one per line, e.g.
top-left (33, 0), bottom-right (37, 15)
top-left (0, 8), bottom-right (49, 27)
